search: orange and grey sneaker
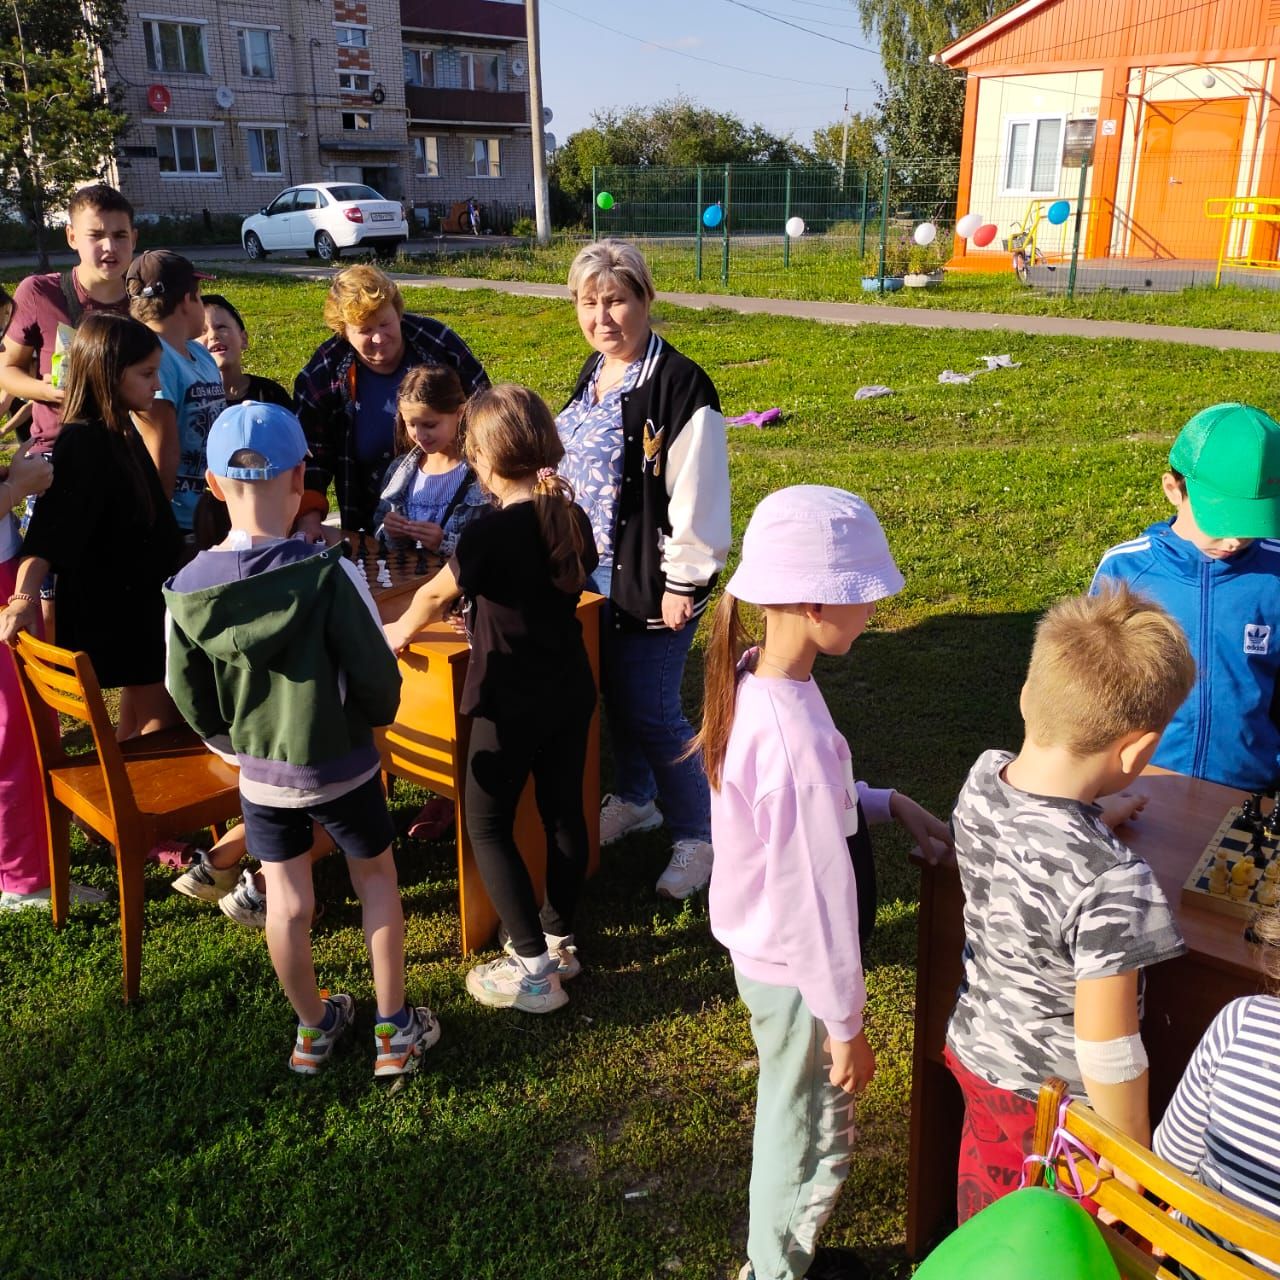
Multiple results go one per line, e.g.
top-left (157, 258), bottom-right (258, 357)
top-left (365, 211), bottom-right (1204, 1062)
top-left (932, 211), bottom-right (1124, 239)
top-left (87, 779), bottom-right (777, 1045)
top-left (289, 992), bottom-right (354, 1075)
top-left (373, 1005), bottom-right (442, 1078)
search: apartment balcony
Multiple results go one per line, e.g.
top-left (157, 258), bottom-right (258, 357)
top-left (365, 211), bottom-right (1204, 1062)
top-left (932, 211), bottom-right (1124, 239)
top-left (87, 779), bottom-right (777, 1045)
top-left (405, 85), bottom-right (529, 127)
top-left (400, 0), bottom-right (525, 42)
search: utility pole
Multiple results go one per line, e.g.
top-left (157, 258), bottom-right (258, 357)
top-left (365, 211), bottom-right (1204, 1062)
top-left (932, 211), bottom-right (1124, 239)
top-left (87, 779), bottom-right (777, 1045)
top-left (839, 88), bottom-right (850, 192)
top-left (525, 0), bottom-right (550, 245)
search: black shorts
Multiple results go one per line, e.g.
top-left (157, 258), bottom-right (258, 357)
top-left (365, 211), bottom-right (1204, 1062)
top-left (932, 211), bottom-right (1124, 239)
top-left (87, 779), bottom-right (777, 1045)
top-left (240, 773), bottom-right (395, 863)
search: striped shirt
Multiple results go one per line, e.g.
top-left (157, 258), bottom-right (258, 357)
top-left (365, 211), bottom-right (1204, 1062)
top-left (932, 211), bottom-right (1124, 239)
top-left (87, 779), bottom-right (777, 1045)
top-left (1153, 995), bottom-right (1280, 1275)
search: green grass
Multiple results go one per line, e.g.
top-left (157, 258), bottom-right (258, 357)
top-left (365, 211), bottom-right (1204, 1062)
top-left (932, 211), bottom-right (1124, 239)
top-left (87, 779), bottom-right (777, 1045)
top-left (4, 278), bottom-right (1278, 1278)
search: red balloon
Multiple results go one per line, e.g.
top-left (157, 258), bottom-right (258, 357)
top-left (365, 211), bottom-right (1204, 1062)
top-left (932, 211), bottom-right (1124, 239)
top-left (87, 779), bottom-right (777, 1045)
top-left (973, 223), bottom-right (998, 247)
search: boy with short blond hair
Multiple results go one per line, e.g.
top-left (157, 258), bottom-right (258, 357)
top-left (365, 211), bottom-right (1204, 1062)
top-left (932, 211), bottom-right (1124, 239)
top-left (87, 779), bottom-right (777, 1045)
top-left (945, 584), bottom-right (1194, 1221)
top-left (163, 401), bottom-right (439, 1076)
top-left (1092, 402), bottom-right (1280, 791)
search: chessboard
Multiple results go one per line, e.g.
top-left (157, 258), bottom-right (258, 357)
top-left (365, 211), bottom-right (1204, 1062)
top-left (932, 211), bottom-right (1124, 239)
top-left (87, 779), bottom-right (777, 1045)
top-left (339, 529), bottom-right (445, 606)
top-left (1181, 795), bottom-right (1280, 919)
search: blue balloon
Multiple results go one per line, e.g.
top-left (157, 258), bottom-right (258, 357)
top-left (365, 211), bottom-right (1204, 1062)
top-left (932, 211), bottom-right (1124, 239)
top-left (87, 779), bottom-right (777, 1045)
top-left (702, 204), bottom-right (723, 229)
top-left (1047, 199), bottom-right (1071, 226)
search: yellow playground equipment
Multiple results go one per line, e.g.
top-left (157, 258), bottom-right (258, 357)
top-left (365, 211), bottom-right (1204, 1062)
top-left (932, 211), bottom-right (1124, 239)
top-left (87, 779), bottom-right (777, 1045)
top-left (1206, 196), bottom-right (1280, 287)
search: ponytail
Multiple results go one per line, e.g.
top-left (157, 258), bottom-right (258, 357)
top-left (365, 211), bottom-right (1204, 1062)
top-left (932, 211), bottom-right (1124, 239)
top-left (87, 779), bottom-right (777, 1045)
top-left (690, 590), bottom-right (755, 790)
top-left (532, 468), bottom-right (588, 594)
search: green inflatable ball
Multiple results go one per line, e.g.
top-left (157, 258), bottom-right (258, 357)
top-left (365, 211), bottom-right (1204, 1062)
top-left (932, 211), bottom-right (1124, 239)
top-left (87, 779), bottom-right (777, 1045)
top-left (914, 1188), bottom-right (1120, 1280)
top-left (596, 192), bottom-right (615, 210)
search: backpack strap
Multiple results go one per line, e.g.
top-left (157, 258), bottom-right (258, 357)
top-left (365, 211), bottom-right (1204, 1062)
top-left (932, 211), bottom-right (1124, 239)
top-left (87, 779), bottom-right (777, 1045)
top-left (59, 270), bottom-right (84, 327)
top-left (437, 466), bottom-right (477, 531)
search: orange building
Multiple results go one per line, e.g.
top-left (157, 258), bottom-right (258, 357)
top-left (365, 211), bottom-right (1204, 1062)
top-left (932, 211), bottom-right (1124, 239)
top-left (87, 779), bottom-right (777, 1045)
top-left (938, 0), bottom-right (1280, 268)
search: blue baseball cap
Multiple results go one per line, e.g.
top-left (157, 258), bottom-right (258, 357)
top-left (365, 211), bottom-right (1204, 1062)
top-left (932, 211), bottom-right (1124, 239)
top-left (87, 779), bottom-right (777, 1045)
top-left (206, 401), bottom-right (310, 481)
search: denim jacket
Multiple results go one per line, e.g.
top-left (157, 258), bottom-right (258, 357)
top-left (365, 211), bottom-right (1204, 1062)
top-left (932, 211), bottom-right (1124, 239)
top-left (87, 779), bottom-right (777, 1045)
top-left (370, 450), bottom-right (492, 558)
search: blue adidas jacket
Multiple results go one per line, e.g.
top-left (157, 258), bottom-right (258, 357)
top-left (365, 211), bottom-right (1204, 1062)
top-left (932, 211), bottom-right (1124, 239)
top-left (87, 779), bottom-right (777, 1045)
top-left (1091, 521), bottom-right (1280, 791)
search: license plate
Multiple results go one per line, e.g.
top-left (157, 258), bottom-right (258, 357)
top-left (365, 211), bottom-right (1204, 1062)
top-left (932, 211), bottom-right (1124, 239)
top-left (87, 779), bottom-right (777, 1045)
top-left (371, 212), bottom-right (394, 221)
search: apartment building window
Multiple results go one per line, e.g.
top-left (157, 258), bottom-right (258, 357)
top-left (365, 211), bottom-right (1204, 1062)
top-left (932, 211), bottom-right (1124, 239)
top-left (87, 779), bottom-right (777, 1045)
top-left (1001, 116), bottom-right (1065, 196)
top-left (342, 111), bottom-right (372, 131)
top-left (338, 71), bottom-right (371, 92)
top-left (238, 28), bottom-right (274, 79)
top-left (335, 24), bottom-right (368, 47)
top-left (155, 124), bottom-right (218, 175)
top-left (144, 19), bottom-right (208, 75)
top-left (413, 136), bottom-right (439, 178)
top-left (471, 137), bottom-right (501, 178)
top-left (459, 52), bottom-right (500, 92)
top-left (244, 126), bottom-right (283, 176)
top-left (404, 49), bottom-right (435, 88)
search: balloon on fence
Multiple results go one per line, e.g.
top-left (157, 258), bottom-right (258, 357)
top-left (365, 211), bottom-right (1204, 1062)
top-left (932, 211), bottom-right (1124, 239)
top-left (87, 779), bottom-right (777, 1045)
top-left (1047, 200), bottom-right (1071, 225)
top-left (913, 222), bottom-right (938, 246)
top-left (596, 192), bottom-right (615, 210)
top-left (702, 205), bottom-right (723, 229)
top-left (956, 212), bottom-right (984, 239)
top-left (785, 216), bottom-right (806, 238)
top-left (973, 223), bottom-right (999, 247)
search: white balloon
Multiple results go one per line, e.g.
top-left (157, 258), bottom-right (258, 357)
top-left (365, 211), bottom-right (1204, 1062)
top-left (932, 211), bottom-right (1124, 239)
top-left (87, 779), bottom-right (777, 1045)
top-left (785, 216), bottom-right (805, 238)
top-left (913, 221), bottom-right (938, 246)
top-left (956, 212), bottom-right (983, 239)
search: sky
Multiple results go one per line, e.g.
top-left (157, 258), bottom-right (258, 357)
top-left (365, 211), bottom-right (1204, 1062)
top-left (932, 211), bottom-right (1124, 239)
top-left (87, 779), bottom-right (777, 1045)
top-left (535, 0), bottom-right (887, 149)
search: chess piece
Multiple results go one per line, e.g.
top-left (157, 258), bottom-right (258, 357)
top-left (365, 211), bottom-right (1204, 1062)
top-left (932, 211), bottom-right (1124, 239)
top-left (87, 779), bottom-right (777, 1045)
top-left (1242, 792), bottom-right (1263, 825)
top-left (357, 530), bottom-right (368, 561)
top-left (415, 540), bottom-right (429, 575)
top-left (377, 529), bottom-right (389, 560)
top-left (397, 542), bottom-right (408, 571)
top-left (1266, 791), bottom-right (1280, 840)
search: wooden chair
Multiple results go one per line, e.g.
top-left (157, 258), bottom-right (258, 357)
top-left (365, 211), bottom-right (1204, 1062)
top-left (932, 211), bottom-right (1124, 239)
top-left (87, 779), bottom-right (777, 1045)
top-left (1028, 1076), bottom-right (1280, 1279)
top-left (13, 632), bottom-right (242, 1004)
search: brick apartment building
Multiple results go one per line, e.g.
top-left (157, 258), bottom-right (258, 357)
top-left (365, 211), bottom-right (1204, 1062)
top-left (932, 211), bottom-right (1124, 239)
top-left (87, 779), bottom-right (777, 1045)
top-left (105, 0), bottom-right (535, 230)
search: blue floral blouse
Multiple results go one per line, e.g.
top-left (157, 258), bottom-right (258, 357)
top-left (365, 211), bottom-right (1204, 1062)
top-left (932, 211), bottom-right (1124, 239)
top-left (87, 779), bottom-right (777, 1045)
top-left (555, 355), bottom-right (643, 561)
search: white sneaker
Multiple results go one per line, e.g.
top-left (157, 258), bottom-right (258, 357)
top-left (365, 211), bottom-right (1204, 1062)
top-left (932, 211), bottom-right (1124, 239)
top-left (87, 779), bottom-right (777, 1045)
top-left (656, 839), bottom-right (714, 899)
top-left (172, 852), bottom-right (240, 903)
top-left (0, 883), bottom-right (107, 911)
top-left (599, 793), bottom-right (663, 845)
top-left (465, 954), bottom-right (568, 1013)
top-left (499, 926), bottom-right (582, 980)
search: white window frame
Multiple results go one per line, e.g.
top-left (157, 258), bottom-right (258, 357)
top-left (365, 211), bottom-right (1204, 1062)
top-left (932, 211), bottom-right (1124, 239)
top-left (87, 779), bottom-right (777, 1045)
top-left (142, 16), bottom-right (209, 75)
top-left (999, 114), bottom-right (1066, 197)
top-left (413, 135), bottom-right (439, 178)
top-left (470, 136), bottom-right (501, 179)
top-left (459, 50), bottom-right (500, 92)
top-left (236, 27), bottom-right (275, 80)
top-left (338, 71), bottom-right (372, 92)
top-left (404, 48), bottom-right (436, 88)
top-left (334, 23), bottom-right (368, 48)
top-left (154, 122), bottom-right (220, 177)
top-left (341, 111), bottom-right (373, 131)
top-left (241, 124), bottom-right (284, 176)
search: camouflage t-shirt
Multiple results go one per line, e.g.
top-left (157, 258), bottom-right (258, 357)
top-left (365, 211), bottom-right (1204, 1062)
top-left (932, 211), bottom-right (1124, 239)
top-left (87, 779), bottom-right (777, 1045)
top-left (946, 749), bottom-right (1186, 1098)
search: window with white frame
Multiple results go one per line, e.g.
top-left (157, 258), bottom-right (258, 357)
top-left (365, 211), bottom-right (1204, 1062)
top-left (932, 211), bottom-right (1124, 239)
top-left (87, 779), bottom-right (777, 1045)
top-left (459, 52), bottom-right (500, 92)
top-left (342, 111), bottom-right (372, 131)
top-left (471, 137), bottom-right (501, 178)
top-left (238, 28), bottom-right (274, 79)
top-left (404, 49), bottom-right (435, 87)
top-left (155, 124), bottom-right (218, 175)
top-left (1001, 116), bottom-right (1065, 196)
top-left (335, 24), bottom-right (367, 47)
top-left (413, 136), bottom-right (439, 177)
top-left (244, 126), bottom-right (283, 175)
top-left (144, 19), bottom-right (208, 75)
top-left (338, 71), bottom-right (371, 92)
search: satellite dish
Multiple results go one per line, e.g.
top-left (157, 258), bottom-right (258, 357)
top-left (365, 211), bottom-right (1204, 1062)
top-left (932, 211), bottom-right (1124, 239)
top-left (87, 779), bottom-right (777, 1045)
top-left (542, 106), bottom-right (553, 125)
top-left (510, 57), bottom-right (526, 77)
top-left (215, 85), bottom-right (235, 109)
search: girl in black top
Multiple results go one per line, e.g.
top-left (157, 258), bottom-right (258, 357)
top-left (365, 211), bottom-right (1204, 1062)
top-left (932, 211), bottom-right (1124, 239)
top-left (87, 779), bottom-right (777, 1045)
top-left (0, 313), bottom-right (181, 738)
top-left (386, 384), bottom-right (598, 1015)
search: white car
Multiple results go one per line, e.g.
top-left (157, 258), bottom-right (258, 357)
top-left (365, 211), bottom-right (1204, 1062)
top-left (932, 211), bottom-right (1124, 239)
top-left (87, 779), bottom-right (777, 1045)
top-left (240, 183), bottom-right (408, 262)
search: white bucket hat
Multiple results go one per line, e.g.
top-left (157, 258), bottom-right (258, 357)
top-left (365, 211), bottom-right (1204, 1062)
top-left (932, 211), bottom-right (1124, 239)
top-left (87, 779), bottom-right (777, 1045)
top-left (726, 485), bottom-right (904, 606)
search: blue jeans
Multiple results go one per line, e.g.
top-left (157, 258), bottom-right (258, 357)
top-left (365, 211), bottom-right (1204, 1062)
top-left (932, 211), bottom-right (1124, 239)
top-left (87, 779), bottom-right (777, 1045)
top-left (591, 565), bottom-right (711, 843)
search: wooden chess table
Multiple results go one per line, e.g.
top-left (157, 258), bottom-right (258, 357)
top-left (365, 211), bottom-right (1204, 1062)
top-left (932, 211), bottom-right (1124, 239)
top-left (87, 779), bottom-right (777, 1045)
top-left (343, 531), bottom-right (603, 954)
top-left (905, 767), bottom-right (1268, 1258)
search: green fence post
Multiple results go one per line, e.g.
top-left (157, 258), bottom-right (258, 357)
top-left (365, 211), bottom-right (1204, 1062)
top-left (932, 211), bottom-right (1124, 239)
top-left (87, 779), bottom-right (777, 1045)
top-left (1067, 155), bottom-right (1089, 300)
top-left (783, 168), bottom-right (792, 269)
top-left (695, 166), bottom-right (704, 283)
top-left (859, 170), bottom-right (869, 256)
top-left (591, 166), bottom-right (598, 241)
top-left (877, 153), bottom-right (891, 293)
top-left (721, 164), bottom-right (731, 288)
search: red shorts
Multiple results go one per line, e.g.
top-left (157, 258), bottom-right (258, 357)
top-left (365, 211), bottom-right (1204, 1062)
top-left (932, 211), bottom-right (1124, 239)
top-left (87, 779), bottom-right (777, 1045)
top-left (944, 1046), bottom-right (1038, 1223)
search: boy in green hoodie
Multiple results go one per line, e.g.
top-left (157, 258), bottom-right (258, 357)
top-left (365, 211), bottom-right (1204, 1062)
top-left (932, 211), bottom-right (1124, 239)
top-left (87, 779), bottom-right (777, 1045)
top-left (163, 401), bottom-right (439, 1076)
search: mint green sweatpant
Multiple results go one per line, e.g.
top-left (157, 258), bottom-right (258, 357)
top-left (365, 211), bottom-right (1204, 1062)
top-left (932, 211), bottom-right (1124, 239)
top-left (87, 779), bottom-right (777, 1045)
top-left (735, 970), bottom-right (858, 1280)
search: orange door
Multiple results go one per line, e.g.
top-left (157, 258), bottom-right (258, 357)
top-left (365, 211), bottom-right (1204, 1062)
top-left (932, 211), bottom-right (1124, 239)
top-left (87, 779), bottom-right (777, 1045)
top-left (1130, 98), bottom-right (1247, 259)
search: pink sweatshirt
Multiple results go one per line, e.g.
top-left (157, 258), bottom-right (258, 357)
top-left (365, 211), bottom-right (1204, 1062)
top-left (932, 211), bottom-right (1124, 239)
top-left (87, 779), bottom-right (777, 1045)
top-left (708, 671), bottom-right (894, 1042)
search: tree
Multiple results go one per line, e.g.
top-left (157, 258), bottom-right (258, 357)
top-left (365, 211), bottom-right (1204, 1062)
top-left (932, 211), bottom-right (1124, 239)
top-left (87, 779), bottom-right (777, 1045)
top-left (811, 114), bottom-right (881, 172)
top-left (0, 0), bottom-right (127, 268)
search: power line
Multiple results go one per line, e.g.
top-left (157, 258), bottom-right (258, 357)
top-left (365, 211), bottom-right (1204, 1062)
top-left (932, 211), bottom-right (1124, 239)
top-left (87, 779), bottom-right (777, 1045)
top-left (719, 0), bottom-right (880, 52)
top-left (722, 0), bottom-right (864, 30)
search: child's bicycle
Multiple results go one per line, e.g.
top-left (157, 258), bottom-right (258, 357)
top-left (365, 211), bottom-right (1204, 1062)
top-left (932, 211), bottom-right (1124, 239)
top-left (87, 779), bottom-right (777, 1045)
top-left (1005, 201), bottom-right (1058, 284)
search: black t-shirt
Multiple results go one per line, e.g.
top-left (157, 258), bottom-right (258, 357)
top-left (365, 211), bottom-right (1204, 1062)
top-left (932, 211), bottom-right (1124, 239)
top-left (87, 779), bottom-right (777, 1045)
top-left (229, 374), bottom-right (293, 409)
top-left (450, 500), bottom-right (598, 719)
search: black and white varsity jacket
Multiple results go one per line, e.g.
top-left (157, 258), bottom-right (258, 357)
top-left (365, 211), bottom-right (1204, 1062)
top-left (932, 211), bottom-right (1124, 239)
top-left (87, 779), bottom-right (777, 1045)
top-left (564, 332), bottom-right (731, 631)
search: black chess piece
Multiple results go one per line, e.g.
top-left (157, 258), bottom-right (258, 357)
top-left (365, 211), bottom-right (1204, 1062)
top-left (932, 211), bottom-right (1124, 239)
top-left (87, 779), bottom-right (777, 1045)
top-left (1266, 791), bottom-right (1280, 841)
top-left (357, 530), bottom-right (368, 561)
top-left (415, 540), bottom-right (429, 575)
top-left (377, 530), bottom-right (389, 562)
top-left (397, 542), bottom-right (408, 571)
top-left (1242, 792), bottom-right (1264, 825)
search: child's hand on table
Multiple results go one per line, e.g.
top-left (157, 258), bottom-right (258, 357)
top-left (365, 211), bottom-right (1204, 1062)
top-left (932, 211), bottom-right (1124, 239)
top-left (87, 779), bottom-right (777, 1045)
top-left (1098, 791), bottom-right (1148, 831)
top-left (384, 619), bottom-right (414, 654)
top-left (383, 511), bottom-right (444, 550)
top-left (890, 791), bottom-right (954, 865)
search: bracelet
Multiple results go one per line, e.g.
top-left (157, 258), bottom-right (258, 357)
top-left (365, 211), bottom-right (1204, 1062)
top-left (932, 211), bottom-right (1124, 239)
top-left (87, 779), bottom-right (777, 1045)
top-left (5, 592), bottom-right (36, 609)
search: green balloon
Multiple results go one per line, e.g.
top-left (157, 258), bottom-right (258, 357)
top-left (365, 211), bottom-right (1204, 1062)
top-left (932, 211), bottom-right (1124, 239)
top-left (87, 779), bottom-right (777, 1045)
top-left (914, 1188), bottom-right (1121, 1280)
top-left (596, 192), bottom-right (615, 210)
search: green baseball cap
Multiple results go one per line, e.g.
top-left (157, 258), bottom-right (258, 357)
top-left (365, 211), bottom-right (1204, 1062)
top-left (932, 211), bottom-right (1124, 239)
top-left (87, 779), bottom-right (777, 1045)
top-left (1169, 402), bottom-right (1280, 538)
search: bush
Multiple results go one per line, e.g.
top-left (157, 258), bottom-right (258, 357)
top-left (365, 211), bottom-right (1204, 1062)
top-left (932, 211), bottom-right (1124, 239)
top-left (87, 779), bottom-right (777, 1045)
top-left (510, 216), bottom-right (535, 239)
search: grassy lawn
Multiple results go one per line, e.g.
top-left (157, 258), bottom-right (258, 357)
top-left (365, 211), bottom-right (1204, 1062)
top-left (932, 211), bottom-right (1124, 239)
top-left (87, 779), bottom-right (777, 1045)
top-left (371, 234), bottom-right (1280, 333)
top-left (3, 277), bottom-right (1277, 1279)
